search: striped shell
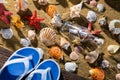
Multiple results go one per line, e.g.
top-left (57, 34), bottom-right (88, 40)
top-left (46, 5), bottom-right (57, 17)
top-left (39, 27), bottom-right (56, 46)
top-left (89, 68), bottom-right (105, 80)
top-left (65, 62), bottom-right (78, 72)
top-left (48, 46), bottom-right (63, 59)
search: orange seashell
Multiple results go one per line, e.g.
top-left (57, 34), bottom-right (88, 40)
top-left (46, 5), bottom-right (57, 18)
top-left (49, 46), bottom-right (63, 59)
top-left (89, 68), bottom-right (105, 80)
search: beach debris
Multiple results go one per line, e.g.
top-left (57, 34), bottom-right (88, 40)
top-left (101, 60), bottom-right (109, 68)
top-left (70, 1), bottom-right (83, 18)
top-left (98, 16), bottom-right (106, 26)
top-left (116, 73), bottom-right (120, 80)
top-left (27, 30), bottom-right (36, 40)
top-left (0, 28), bottom-right (13, 39)
top-left (25, 10), bottom-right (44, 30)
top-left (11, 15), bottom-right (24, 29)
top-left (89, 68), bottom-right (105, 80)
top-left (93, 37), bottom-right (104, 47)
top-left (86, 10), bottom-right (97, 22)
top-left (85, 49), bottom-right (99, 63)
top-left (107, 45), bottom-right (120, 54)
top-left (65, 62), bottom-right (78, 72)
top-left (90, 0), bottom-right (97, 7)
top-left (117, 63), bottom-right (120, 69)
top-left (46, 5), bottom-right (57, 17)
top-left (97, 4), bottom-right (105, 12)
top-left (15, 0), bottom-right (29, 11)
top-left (35, 47), bottom-right (44, 59)
top-left (69, 51), bottom-right (79, 61)
top-left (20, 38), bottom-right (31, 47)
top-left (60, 37), bottom-right (70, 50)
top-left (34, 0), bottom-right (48, 5)
top-left (39, 27), bottom-right (56, 46)
top-left (0, 0), bottom-right (8, 3)
top-left (108, 20), bottom-right (120, 31)
top-left (48, 46), bottom-right (63, 60)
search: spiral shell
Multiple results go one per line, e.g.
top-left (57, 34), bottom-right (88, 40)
top-left (46, 5), bottom-right (57, 17)
top-left (65, 62), bottom-right (78, 72)
top-left (116, 73), bottom-right (120, 80)
top-left (107, 45), bottom-right (120, 54)
top-left (86, 10), bottom-right (97, 22)
top-left (48, 46), bottom-right (63, 60)
top-left (69, 51), bottom-right (79, 61)
top-left (20, 38), bottom-right (31, 47)
top-left (60, 37), bottom-right (70, 50)
top-left (39, 27), bottom-right (56, 46)
top-left (90, 0), bottom-right (97, 7)
top-left (28, 30), bottom-right (36, 40)
top-left (97, 4), bottom-right (105, 12)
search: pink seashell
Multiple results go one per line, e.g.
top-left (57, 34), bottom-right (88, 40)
top-left (39, 27), bottom-right (56, 46)
top-left (60, 37), bottom-right (70, 50)
top-left (69, 51), bottom-right (79, 60)
top-left (90, 0), bottom-right (97, 7)
top-left (28, 30), bottom-right (36, 40)
top-left (116, 73), bottom-right (120, 80)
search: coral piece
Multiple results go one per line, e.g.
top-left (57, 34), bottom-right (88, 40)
top-left (86, 10), bottom-right (97, 22)
top-left (60, 37), bottom-right (70, 50)
top-left (107, 45), bottom-right (120, 54)
top-left (101, 60), bottom-right (109, 68)
top-left (39, 27), bottom-right (56, 46)
top-left (97, 4), bottom-right (105, 12)
top-left (90, 0), bottom-right (97, 7)
top-left (46, 5), bottom-right (57, 17)
top-left (69, 51), bottom-right (79, 61)
top-left (25, 10), bottom-right (44, 30)
top-left (98, 17), bottom-right (106, 26)
top-left (65, 62), bottom-right (78, 72)
top-left (116, 73), bottom-right (120, 80)
top-left (48, 46), bottom-right (63, 59)
top-left (20, 38), bottom-right (31, 47)
top-left (27, 30), bottom-right (36, 40)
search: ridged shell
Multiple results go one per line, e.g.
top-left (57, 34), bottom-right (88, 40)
top-left (60, 37), bottom-right (70, 50)
top-left (101, 60), bottom-right (109, 68)
top-left (97, 4), bottom-right (105, 12)
top-left (28, 30), bottom-right (36, 40)
top-left (46, 5), bottom-right (57, 17)
top-left (107, 45), bottom-right (120, 54)
top-left (39, 27), bottom-right (56, 46)
top-left (90, 0), bottom-right (97, 7)
top-left (116, 73), bottom-right (120, 80)
top-left (48, 46), bottom-right (63, 59)
top-left (86, 10), bottom-right (97, 22)
top-left (69, 51), bottom-right (79, 61)
top-left (20, 38), bottom-right (31, 47)
top-left (65, 62), bottom-right (78, 72)
top-left (89, 68), bottom-right (105, 80)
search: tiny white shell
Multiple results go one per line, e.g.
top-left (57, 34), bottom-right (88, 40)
top-left (65, 62), bottom-right (78, 72)
top-left (38, 0), bottom-right (48, 5)
top-left (20, 38), bottom-right (31, 47)
top-left (107, 45), bottom-right (120, 54)
top-left (60, 37), bottom-right (70, 50)
top-left (109, 20), bottom-right (120, 31)
top-left (97, 4), bottom-right (105, 12)
top-left (86, 10), bottom-right (97, 22)
top-left (116, 73), bottom-right (120, 80)
top-left (101, 60), bottom-right (109, 68)
top-left (28, 30), bottom-right (36, 40)
top-left (69, 51), bottom-right (79, 61)
top-left (98, 17), bottom-right (106, 26)
top-left (117, 63), bottom-right (120, 69)
top-left (35, 48), bottom-right (44, 59)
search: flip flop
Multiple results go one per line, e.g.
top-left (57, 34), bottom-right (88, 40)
top-left (0, 47), bottom-right (43, 80)
top-left (25, 59), bottom-right (60, 80)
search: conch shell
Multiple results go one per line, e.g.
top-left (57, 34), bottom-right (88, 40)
top-left (107, 45), bottom-right (120, 54)
top-left (86, 10), bottom-right (97, 22)
top-left (60, 37), bottom-right (70, 50)
top-left (46, 5), bottom-right (57, 17)
top-left (69, 51), bottom-right (79, 61)
top-left (20, 38), bottom-right (31, 47)
top-left (39, 27), bottom-right (56, 46)
top-left (65, 62), bottom-right (78, 72)
top-left (97, 4), bottom-right (105, 12)
top-left (27, 30), bottom-right (36, 40)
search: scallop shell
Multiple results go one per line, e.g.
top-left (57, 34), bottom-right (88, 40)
top-left (117, 63), bottom-right (120, 69)
top-left (98, 17), bottom-right (106, 26)
top-left (69, 51), bottom-right (79, 61)
top-left (60, 37), bottom-right (70, 50)
top-left (39, 27), bottom-right (56, 46)
top-left (116, 73), bottom-right (120, 80)
top-left (28, 30), bottom-right (36, 40)
top-left (97, 4), bottom-right (105, 12)
top-left (38, 0), bottom-right (48, 5)
top-left (90, 0), bottom-right (97, 7)
top-left (46, 5), bottom-right (57, 17)
top-left (65, 62), bottom-right (78, 72)
top-left (101, 60), bottom-right (109, 68)
top-left (48, 46), bottom-right (63, 60)
top-left (89, 68), bottom-right (105, 80)
top-left (35, 48), bottom-right (44, 59)
top-left (107, 45), bottom-right (120, 54)
top-left (86, 10), bottom-right (97, 22)
top-left (20, 38), bottom-right (31, 47)
top-left (0, 28), bottom-right (13, 39)
top-left (108, 20), bottom-right (120, 31)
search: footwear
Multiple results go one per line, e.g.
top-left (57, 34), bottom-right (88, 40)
top-left (26, 59), bottom-right (60, 80)
top-left (0, 47), bottom-right (42, 80)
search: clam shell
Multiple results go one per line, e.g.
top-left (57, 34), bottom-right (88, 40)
top-left (101, 60), bottom-right (109, 68)
top-left (107, 45), bottom-right (120, 54)
top-left (86, 10), bottom-right (97, 22)
top-left (28, 30), bottom-right (36, 40)
top-left (97, 4), bottom-right (105, 12)
top-left (116, 73), bottom-right (120, 80)
top-left (20, 38), bottom-right (31, 47)
top-left (69, 51), bottom-right (79, 61)
top-left (60, 37), bottom-right (70, 50)
top-left (38, 0), bottom-right (48, 5)
top-left (39, 27), bottom-right (56, 46)
top-left (65, 62), bottom-right (78, 72)
top-left (98, 17), bottom-right (106, 26)
top-left (90, 0), bottom-right (97, 7)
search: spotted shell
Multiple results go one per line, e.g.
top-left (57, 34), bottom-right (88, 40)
top-left (38, 0), bottom-right (48, 5)
top-left (20, 38), bottom-right (31, 47)
top-left (46, 5), bottom-right (57, 17)
top-left (116, 73), bottom-right (120, 80)
top-left (107, 45), bottom-right (120, 54)
top-left (65, 62), bottom-right (78, 72)
top-left (60, 37), bottom-right (70, 50)
top-left (39, 27), bottom-right (56, 46)
top-left (48, 46), bottom-right (63, 59)
top-left (90, 0), bottom-right (97, 7)
top-left (28, 30), bottom-right (36, 40)
top-left (69, 51), bottom-right (79, 61)
top-left (97, 4), bottom-right (105, 12)
top-left (86, 10), bottom-right (97, 22)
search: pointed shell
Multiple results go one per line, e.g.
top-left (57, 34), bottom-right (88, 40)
top-left (38, 0), bottom-right (48, 5)
top-left (86, 10), bottom-right (97, 22)
top-left (39, 27), bottom-right (56, 46)
top-left (116, 73), bottom-right (120, 80)
top-left (69, 51), bottom-right (79, 61)
top-left (101, 60), bottom-right (109, 68)
top-left (90, 0), bottom-right (97, 7)
top-left (107, 45), bottom-right (120, 54)
top-left (20, 38), bottom-right (31, 47)
top-left (65, 62), bottom-right (78, 72)
top-left (48, 46), bottom-right (63, 59)
top-left (97, 4), bottom-right (105, 12)
top-left (28, 30), bottom-right (36, 40)
top-left (60, 37), bottom-right (70, 50)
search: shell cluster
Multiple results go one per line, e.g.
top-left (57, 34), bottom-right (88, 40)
top-left (65, 62), bottom-right (78, 72)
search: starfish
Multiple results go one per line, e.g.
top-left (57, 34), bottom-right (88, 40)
top-left (25, 10), bottom-right (44, 30)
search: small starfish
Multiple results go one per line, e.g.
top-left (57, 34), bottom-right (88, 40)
top-left (25, 10), bottom-right (44, 30)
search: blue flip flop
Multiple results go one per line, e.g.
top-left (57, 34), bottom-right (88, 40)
top-left (0, 47), bottom-right (43, 80)
top-left (25, 59), bottom-right (60, 80)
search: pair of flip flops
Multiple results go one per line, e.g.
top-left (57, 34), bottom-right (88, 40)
top-left (0, 47), bottom-right (60, 80)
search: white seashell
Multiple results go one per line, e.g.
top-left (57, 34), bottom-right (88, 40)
top-left (97, 4), bottom-right (105, 12)
top-left (85, 49), bottom-right (99, 63)
top-left (35, 48), bottom-right (44, 59)
top-left (70, 1), bottom-right (83, 18)
top-left (109, 20), bottom-right (120, 31)
top-left (90, 0), bottom-right (97, 7)
top-left (69, 28), bottom-right (79, 35)
top-left (101, 60), bottom-right (109, 68)
top-left (69, 51), bottom-right (79, 61)
top-left (60, 37), bottom-right (70, 50)
top-left (107, 45), bottom-right (120, 54)
top-left (93, 37), bottom-right (104, 46)
top-left (27, 30), bottom-right (36, 40)
top-left (39, 27), bottom-right (56, 46)
top-left (86, 10), bottom-right (97, 22)
top-left (15, 0), bottom-right (29, 11)
top-left (65, 62), bottom-right (78, 72)
top-left (20, 38), bottom-right (31, 47)
top-left (0, 28), bottom-right (13, 39)
top-left (111, 28), bottom-right (120, 35)
top-left (116, 73), bottom-right (120, 80)
top-left (38, 0), bottom-right (48, 5)
top-left (98, 17), bottom-right (106, 26)
top-left (117, 63), bottom-right (120, 69)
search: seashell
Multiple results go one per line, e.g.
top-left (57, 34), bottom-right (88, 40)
top-left (89, 68), bottom-right (105, 80)
top-left (73, 46), bottom-right (83, 53)
top-left (20, 38), bottom-right (31, 47)
top-left (97, 4), bottom-right (105, 12)
top-left (70, 1), bottom-right (83, 18)
top-left (39, 27), bottom-right (56, 46)
top-left (38, 0), bottom-right (48, 5)
top-left (28, 30), bottom-right (36, 40)
top-left (116, 73), bottom-right (120, 80)
top-left (35, 48), bottom-right (44, 59)
top-left (69, 51), bottom-right (79, 61)
top-left (46, 5), bottom-right (57, 17)
top-left (86, 10), bottom-right (97, 22)
top-left (60, 37), bottom-right (70, 50)
top-left (0, 0), bottom-right (8, 3)
top-left (108, 20), bottom-right (120, 31)
top-left (90, 0), bottom-right (97, 7)
top-left (65, 62), bottom-right (78, 72)
top-left (111, 28), bottom-right (120, 35)
top-left (0, 28), bottom-right (13, 39)
top-left (93, 37), bottom-right (104, 46)
top-left (48, 46), bottom-right (63, 60)
top-left (98, 17), bottom-right (106, 26)
top-left (51, 13), bottom-right (63, 27)
top-left (15, 0), bottom-right (29, 11)
top-left (107, 45), bottom-right (120, 54)
top-left (85, 49), bottom-right (99, 63)
top-left (117, 63), bottom-right (120, 69)
top-left (84, 0), bottom-right (91, 3)
top-left (101, 60), bottom-right (109, 68)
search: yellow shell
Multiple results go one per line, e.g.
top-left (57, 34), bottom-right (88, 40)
top-left (48, 46), bottom-right (63, 59)
top-left (39, 27), bottom-right (56, 46)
